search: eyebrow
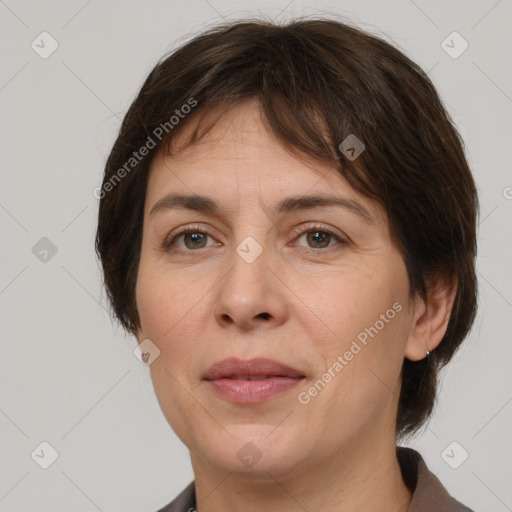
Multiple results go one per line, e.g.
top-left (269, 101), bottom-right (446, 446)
top-left (149, 193), bottom-right (374, 224)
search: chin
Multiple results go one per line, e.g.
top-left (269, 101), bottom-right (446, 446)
top-left (193, 427), bottom-right (309, 478)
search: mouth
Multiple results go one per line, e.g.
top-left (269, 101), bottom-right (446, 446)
top-left (203, 357), bottom-right (305, 404)
top-left (222, 375), bottom-right (281, 381)
top-left (203, 357), bottom-right (305, 380)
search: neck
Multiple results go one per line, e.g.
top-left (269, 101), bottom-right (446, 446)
top-left (189, 430), bottom-right (412, 512)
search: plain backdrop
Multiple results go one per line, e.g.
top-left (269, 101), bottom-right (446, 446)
top-left (1, 0), bottom-right (511, 510)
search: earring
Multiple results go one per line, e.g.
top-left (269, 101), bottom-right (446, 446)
top-left (426, 350), bottom-right (430, 356)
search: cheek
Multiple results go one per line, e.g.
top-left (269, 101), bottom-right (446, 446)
top-left (135, 263), bottom-right (220, 409)
top-left (136, 262), bottom-right (211, 342)
top-left (136, 269), bottom-right (214, 442)
top-left (300, 262), bottom-right (406, 345)
top-left (299, 260), bottom-right (410, 400)
top-left (298, 309), bottom-right (409, 445)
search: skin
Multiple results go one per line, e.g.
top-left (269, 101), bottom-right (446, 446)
top-left (135, 99), bottom-right (456, 512)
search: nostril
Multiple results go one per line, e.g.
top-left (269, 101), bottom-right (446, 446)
top-left (257, 312), bottom-right (270, 320)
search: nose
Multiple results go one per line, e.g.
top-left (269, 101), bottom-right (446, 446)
top-left (213, 241), bottom-right (288, 332)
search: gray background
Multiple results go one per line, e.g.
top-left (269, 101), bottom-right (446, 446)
top-left (1, 0), bottom-right (511, 510)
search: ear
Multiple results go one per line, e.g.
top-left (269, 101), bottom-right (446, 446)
top-left (404, 274), bottom-right (457, 361)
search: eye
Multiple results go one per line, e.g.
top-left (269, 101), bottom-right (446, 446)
top-left (164, 224), bottom-right (218, 252)
top-left (163, 223), bottom-right (348, 254)
top-left (292, 223), bottom-right (347, 251)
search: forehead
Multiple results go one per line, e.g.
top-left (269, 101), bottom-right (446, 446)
top-left (159, 101), bottom-right (321, 178)
top-left (150, 99), bottom-right (331, 180)
top-left (144, 101), bottom-right (386, 225)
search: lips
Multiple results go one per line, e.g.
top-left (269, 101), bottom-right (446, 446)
top-left (203, 357), bottom-right (305, 404)
top-left (203, 357), bottom-right (304, 381)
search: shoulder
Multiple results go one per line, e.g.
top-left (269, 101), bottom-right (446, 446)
top-left (155, 480), bottom-right (195, 512)
top-left (397, 446), bottom-right (475, 512)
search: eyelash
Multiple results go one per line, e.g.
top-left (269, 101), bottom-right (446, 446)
top-left (292, 223), bottom-right (348, 251)
top-left (163, 223), bottom-right (348, 254)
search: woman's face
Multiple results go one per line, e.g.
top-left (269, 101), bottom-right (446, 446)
top-left (135, 101), bottom-right (416, 478)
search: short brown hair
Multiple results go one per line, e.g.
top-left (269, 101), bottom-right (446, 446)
top-left (95, 16), bottom-right (478, 440)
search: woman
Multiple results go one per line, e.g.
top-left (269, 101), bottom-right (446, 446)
top-left (95, 16), bottom-right (478, 511)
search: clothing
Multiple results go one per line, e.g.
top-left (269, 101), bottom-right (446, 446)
top-left (156, 447), bottom-right (474, 512)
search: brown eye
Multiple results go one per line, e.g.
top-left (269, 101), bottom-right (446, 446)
top-left (293, 223), bottom-right (347, 251)
top-left (182, 232), bottom-right (209, 249)
top-left (165, 228), bottom-right (216, 252)
top-left (304, 230), bottom-right (333, 249)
